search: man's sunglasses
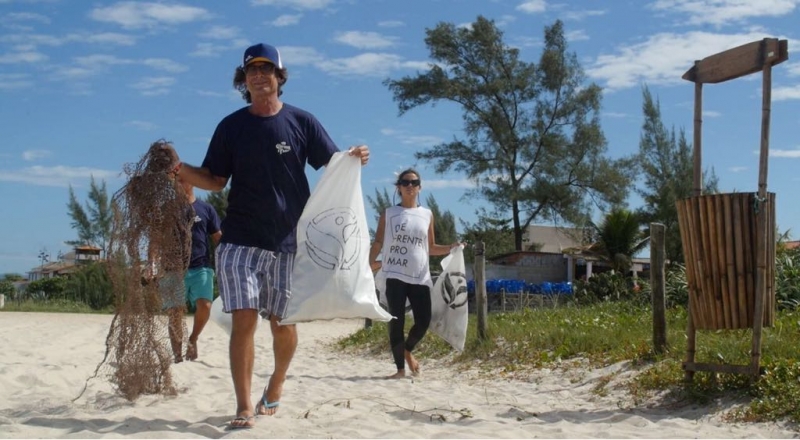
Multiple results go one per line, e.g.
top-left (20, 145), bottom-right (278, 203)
top-left (398, 179), bottom-right (421, 187)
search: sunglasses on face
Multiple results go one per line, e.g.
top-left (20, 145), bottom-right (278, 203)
top-left (244, 63), bottom-right (276, 76)
top-left (398, 179), bottom-right (421, 187)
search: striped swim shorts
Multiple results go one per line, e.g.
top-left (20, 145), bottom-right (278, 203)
top-left (215, 242), bottom-right (294, 320)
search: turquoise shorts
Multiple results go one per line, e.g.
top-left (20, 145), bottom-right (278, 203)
top-left (184, 267), bottom-right (215, 308)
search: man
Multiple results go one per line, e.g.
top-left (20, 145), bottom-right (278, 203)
top-left (175, 43), bottom-right (370, 429)
top-left (166, 178), bottom-right (222, 363)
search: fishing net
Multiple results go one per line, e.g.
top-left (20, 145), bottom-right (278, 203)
top-left (90, 139), bottom-right (193, 401)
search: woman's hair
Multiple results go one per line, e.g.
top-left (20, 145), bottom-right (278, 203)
top-left (233, 65), bottom-right (289, 102)
top-left (395, 168), bottom-right (421, 185)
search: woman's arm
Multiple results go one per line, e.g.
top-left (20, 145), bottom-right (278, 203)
top-left (369, 211), bottom-right (387, 271)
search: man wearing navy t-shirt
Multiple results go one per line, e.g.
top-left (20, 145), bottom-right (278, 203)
top-left (175, 43), bottom-right (370, 429)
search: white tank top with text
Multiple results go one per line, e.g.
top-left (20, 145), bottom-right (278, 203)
top-left (380, 205), bottom-right (432, 288)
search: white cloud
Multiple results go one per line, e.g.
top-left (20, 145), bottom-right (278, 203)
top-left (250, 0), bottom-right (333, 9)
top-left (77, 32), bottom-right (136, 46)
top-left (0, 32), bottom-right (136, 47)
top-left (560, 9), bottom-right (606, 21)
top-left (0, 50), bottom-right (46, 63)
top-left (770, 148), bottom-right (800, 158)
top-left (279, 46), bottom-right (324, 66)
top-left (142, 58), bottom-right (187, 73)
top-left (650, 0), bottom-right (800, 26)
top-left (126, 120), bottom-right (157, 131)
top-left (334, 31), bottom-right (396, 49)
top-left (586, 30), bottom-right (771, 91)
top-left (199, 25), bottom-right (241, 40)
top-left (565, 30), bottom-right (589, 42)
top-left (0, 73), bottom-right (31, 89)
top-left (378, 20), bottom-right (404, 28)
top-left (316, 53), bottom-right (428, 77)
top-left (2, 12), bottom-right (50, 23)
top-left (271, 14), bottom-right (302, 27)
top-left (130, 76), bottom-right (175, 96)
top-left (516, 0), bottom-right (547, 13)
top-left (774, 85), bottom-right (800, 101)
top-left (703, 110), bottom-right (722, 117)
top-left (190, 42), bottom-right (231, 58)
top-left (22, 150), bottom-right (50, 161)
top-left (729, 166), bottom-right (748, 172)
top-left (0, 165), bottom-right (119, 187)
top-left (90, 2), bottom-right (211, 29)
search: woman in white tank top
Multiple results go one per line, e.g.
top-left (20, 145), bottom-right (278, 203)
top-left (368, 169), bottom-right (460, 379)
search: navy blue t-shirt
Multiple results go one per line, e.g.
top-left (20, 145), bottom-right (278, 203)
top-left (189, 199), bottom-right (222, 269)
top-left (201, 104), bottom-right (339, 252)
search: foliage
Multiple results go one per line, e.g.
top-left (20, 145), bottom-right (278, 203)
top-left (384, 17), bottom-right (634, 251)
top-left (0, 280), bottom-right (14, 297)
top-left (25, 277), bottom-right (68, 300)
top-left (204, 187), bottom-right (229, 221)
top-left (63, 262), bottom-right (115, 310)
top-left (664, 264), bottom-right (689, 308)
top-left (635, 86), bottom-right (718, 265)
top-left (2, 273), bottom-right (25, 282)
top-left (587, 208), bottom-right (649, 273)
top-left (458, 210), bottom-right (516, 264)
top-left (572, 271), bottom-right (643, 304)
top-left (775, 245), bottom-right (800, 310)
top-left (66, 177), bottom-right (114, 256)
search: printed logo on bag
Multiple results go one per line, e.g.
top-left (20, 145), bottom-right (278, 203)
top-left (275, 141), bottom-right (291, 154)
top-left (439, 271), bottom-right (468, 309)
top-left (305, 207), bottom-right (361, 270)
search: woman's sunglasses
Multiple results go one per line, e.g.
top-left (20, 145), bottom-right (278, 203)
top-left (398, 179), bottom-right (421, 187)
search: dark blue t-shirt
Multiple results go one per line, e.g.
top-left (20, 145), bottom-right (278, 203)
top-left (189, 199), bottom-right (221, 269)
top-left (201, 104), bottom-right (339, 252)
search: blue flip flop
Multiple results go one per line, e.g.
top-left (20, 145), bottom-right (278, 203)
top-left (256, 394), bottom-right (280, 415)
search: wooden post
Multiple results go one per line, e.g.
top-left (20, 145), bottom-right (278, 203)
top-left (651, 223), bottom-right (667, 354)
top-left (750, 56), bottom-right (773, 378)
top-left (685, 72), bottom-right (702, 381)
top-left (475, 241), bottom-right (488, 341)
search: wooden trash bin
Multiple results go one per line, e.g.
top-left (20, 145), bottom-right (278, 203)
top-left (676, 192), bottom-right (775, 330)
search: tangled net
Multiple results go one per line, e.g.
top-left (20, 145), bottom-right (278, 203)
top-left (87, 140), bottom-right (193, 401)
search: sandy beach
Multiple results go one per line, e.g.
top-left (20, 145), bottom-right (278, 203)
top-left (0, 311), bottom-right (796, 439)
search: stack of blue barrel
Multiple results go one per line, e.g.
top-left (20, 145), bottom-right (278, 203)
top-left (466, 279), bottom-right (573, 297)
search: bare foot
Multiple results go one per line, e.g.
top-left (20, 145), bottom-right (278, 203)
top-left (386, 370), bottom-right (406, 379)
top-left (404, 350), bottom-right (420, 376)
top-left (186, 340), bottom-right (197, 361)
top-left (256, 376), bottom-right (283, 416)
top-left (174, 354), bottom-right (183, 364)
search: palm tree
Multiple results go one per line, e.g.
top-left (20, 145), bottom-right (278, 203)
top-left (588, 208), bottom-right (649, 274)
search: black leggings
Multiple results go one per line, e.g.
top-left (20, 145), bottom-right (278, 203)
top-left (386, 278), bottom-right (432, 370)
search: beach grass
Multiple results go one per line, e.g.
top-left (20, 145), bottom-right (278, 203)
top-left (339, 302), bottom-right (800, 424)
top-left (0, 299), bottom-right (111, 314)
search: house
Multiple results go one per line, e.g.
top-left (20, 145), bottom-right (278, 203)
top-left (27, 245), bottom-right (103, 281)
top-left (481, 225), bottom-right (649, 284)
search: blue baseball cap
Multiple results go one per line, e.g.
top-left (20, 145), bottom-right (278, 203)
top-left (242, 43), bottom-right (283, 69)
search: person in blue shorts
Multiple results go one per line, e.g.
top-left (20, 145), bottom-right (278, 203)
top-left (166, 177), bottom-right (222, 363)
top-left (173, 42), bottom-right (370, 429)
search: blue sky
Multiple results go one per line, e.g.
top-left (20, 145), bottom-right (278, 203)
top-left (2, 0), bottom-right (800, 276)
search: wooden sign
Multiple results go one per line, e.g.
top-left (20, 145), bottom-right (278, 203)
top-left (682, 38), bottom-right (788, 84)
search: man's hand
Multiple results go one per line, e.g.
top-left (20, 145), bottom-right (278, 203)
top-left (348, 145), bottom-right (370, 166)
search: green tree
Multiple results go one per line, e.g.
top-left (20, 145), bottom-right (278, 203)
top-left (0, 280), bottom-right (14, 298)
top-left (67, 177), bottom-right (114, 257)
top-left (204, 187), bottom-right (229, 221)
top-left (636, 86), bottom-right (718, 265)
top-left (459, 210), bottom-right (516, 264)
top-left (384, 17), bottom-right (633, 251)
top-left (2, 273), bottom-right (25, 281)
top-left (587, 208), bottom-right (649, 274)
top-left (63, 262), bottom-right (114, 310)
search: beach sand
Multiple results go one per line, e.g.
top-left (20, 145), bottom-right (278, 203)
top-left (0, 311), bottom-right (796, 438)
